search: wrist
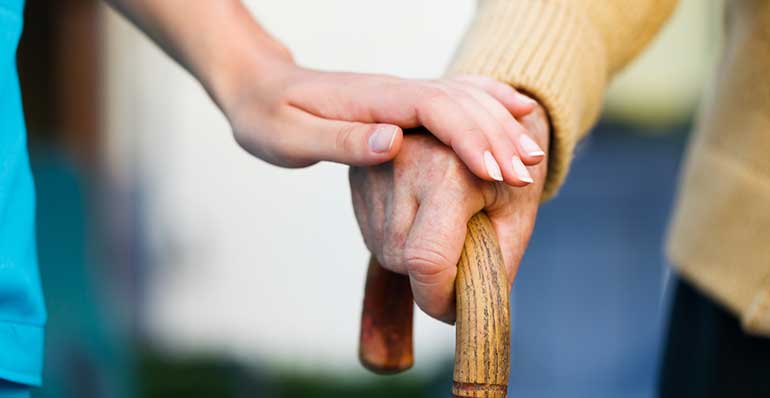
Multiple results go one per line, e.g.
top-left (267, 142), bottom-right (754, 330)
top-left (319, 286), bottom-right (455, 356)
top-left (203, 39), bottom-right (295, 116)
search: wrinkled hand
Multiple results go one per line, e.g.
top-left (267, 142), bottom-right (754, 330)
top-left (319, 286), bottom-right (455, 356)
top-left (349, 105), bottom-right (549, 322)
top-left (214, 55), bottom-right (544, 179)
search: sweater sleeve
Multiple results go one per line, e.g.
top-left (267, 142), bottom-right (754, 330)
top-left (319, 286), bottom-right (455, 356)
top-left (449, 0), bottom-right (678, 200)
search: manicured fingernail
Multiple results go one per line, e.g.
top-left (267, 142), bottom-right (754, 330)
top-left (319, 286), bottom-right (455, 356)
top-left (519, 134), bottom-right (545, 157)
top-left (512, 156), bottom-right (533, 184)
top-left (368, 125), bottom-right (398, 153)
top-left (483, 151), bottom-right (503, 181)
top-left (516, 92), bottom-right (537, 107)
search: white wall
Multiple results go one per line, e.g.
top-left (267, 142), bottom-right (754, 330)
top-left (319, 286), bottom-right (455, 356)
top-left (103, 0), bottom-right (474, 375)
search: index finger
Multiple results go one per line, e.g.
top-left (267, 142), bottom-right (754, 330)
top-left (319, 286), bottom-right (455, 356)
top-left (402, 188), bottom-right (483, 323)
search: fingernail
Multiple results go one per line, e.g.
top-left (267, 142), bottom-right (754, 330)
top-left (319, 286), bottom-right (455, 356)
top-left (519, 134), bottom-right (545, 157)
top-left (368, 125), bottom-right (398, 153)
top-left (512, 156), bottom-right (533, 184)
top-left (483, 151), bottom-right (503, 181)
top-left (516, 92), bottom-right (537, 107)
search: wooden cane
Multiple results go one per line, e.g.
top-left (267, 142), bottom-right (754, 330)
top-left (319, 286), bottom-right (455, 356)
top-left (359, 256), bottom-right (414, 373)
top-left (359, 212), bottom-right (510, 398)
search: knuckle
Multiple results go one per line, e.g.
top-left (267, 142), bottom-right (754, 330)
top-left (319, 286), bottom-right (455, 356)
top-left (483, 179), bottom-right (508, 209)
top-left (479, 76), bottom-right (506, 91)
top-left (443, 164), bottom-right (476, 192)
top-left (464, 84), bottom-right (489, 100)
top-left (417, 85), bottom-right (450, 107)
top-left (436, 147), bottom-right (461, 168)
top-left (483, 77), bottom-right (507, 91)
top-left (403, 241), bottom-right (452, 282)
top-left (381, 224), bottom-right (410, 273)
top-left (335, 123), bottom-right (360, 154)
top-left (380, 244), bottom-right (403, 273)
top-left (460, 75), bottom-right (494, 89)
top-left (442, 85), bottom-right (472, 103)
top-left (444, 155), bottom-right (467, 178)
top-left (461, 127), bottom-right (485, 138)
top-left (452, 128), bottom-right (485, 149)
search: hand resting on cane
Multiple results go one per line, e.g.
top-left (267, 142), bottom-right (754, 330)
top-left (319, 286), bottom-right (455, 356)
top-left (350, 104), bottom-right (550, 322)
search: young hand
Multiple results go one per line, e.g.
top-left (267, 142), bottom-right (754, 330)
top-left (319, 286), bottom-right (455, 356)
top-left (216, 58), bottom-right (545, 184)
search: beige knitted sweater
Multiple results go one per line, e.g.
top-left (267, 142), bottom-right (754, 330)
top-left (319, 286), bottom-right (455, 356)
top-left (452, 0), bottom-right (770, 336)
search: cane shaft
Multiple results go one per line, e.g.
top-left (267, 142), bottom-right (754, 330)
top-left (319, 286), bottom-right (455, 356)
top-left (358, 213), bottom-right (510, 398)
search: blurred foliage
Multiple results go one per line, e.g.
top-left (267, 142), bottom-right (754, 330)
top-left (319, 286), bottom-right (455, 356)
top-left (137, 349), bottom-right (447, 398)
top-left (138, 351), bottom-right (250, 397)
top-left (271, 373), bottom-right (425, 398)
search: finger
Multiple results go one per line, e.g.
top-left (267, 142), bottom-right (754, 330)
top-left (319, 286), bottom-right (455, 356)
top-left (290, 73), bottom-right (520, 130)
top-left (414, 90), bottom-right (502, 182)
top-left (378, 187), bottom-right (418, 275)
top-left (483, 143), bottom-right (548, 286)
top-left (517, 107), bottom-right (550, 166)
top-left (349, 167), bottom-right (376, 251)
top-left (290, 75), bottom-right (538, 173)
top-left (403, 190), bottom-right (482, 323)
top-left (293, 111), bottom-right (404, 166)
top-left (486, 206), bottom-right (539, 288)
top-left (443, 83), bottom-right (538, 186)
top-left (287, 73), bottom-right (425, 127)
top-left (451, 75), bottom-right (536, 116)
top-left (448, 80), bottom-right (545, 167)
top-left (291, 74), bottom-right (540, 170)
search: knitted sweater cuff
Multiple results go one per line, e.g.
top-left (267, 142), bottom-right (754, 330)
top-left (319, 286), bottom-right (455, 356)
top-left (449, 0), bottom-right (609, 200)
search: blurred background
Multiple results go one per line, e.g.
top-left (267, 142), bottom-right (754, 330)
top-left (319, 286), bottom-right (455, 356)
top-left (18, 0), bottom-right (722, 397)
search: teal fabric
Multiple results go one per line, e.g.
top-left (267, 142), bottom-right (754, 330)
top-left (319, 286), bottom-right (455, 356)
top-left (0, 0), bottom-right (46, 388)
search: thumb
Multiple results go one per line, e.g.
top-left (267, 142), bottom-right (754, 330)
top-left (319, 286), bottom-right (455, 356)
top-left (297, 112), bottom-right (403, 166)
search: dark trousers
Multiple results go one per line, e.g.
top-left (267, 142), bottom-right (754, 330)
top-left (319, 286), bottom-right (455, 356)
top-left (659, 277), bottom-right (770, 397)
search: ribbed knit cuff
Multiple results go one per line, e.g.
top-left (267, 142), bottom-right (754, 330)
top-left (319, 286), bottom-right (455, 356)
top-left (449, 0), bottom-right (609, 200)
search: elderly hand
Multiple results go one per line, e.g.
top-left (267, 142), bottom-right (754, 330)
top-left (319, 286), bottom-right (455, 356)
top-left (349, 104), bottom-right (549, 322)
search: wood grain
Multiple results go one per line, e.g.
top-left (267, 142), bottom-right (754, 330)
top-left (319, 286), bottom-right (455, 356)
top-left (452, 212), bottom-right (510, 398)
top-left (358, 212), bottom-right (510, 397)
top-left (358, 257), bottom-right (414, 374)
